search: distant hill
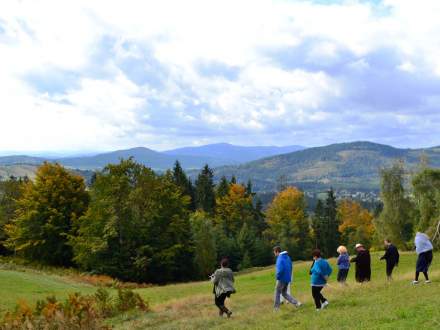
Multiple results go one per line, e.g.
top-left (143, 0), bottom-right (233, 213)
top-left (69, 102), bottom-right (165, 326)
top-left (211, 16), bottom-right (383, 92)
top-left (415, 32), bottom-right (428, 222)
top-left (211, 141), bottom-right (440, 192)
top-left (0, 144), bottom-right (306, 171)
top-left (164, 143), bottom-right (305, 164)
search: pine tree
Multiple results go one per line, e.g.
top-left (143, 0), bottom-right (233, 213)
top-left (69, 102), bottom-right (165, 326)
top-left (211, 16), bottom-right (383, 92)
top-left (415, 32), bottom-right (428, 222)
top-left (230, 176), bottom-right (237, 184)
top-left (312, 199), bottom-right (324, 249)
top-left (216, 176), bottom-right (230, 198)
top-left (195, 165), bottom-right (216, 214)
top-left (321, 189), bottom-right (340, 257)
top-left (172, 161), bottom-right (195, 211)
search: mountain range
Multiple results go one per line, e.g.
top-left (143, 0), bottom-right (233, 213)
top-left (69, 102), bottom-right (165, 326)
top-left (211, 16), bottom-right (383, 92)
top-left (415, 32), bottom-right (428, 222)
top-left (2, 142), bottom-right (440, 193)
top-left (210, 141), bottom-right (440, 192)
top-left (0, 143), bottom-right (305, 171)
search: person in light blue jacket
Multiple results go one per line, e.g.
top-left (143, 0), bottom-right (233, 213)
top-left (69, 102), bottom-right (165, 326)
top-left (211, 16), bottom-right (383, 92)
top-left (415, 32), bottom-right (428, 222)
top-left (310, 249), bottom-right (332, 311)
top-left (273, 246), bottom-right (302, 310)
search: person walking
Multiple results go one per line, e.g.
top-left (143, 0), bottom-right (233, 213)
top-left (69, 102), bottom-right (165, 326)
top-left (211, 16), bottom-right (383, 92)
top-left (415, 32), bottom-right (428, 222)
top-left (336, 245), bottom-right (350, 284)
top-left (273, 246), bottom-right (302, 311)
top-left (380, 239), bottom-right (399, 281)
top-left (350, 243), bottom-right (371, 283)
top-left (211, 258), bottom-right (236, 317)
top-left (413, 232), bottom-right (434, 284)
top-left (310, 249), bottom-right (332, 311)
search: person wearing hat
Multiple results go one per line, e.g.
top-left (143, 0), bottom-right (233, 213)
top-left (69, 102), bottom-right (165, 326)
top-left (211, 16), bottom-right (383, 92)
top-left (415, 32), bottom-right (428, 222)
top-left (350, 243), bottom-right (371, 283)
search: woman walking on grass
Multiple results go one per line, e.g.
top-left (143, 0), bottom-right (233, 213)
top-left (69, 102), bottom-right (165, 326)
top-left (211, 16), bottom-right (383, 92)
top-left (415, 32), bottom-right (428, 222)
top-left (310, 249), bottom-right (332, 311)
top-left (336, 245), bottom-right (350, 284)
top-left (413, 232), bottom-right (434, 285)
top-left (350, 243), bottom-right (371, 283)
top-left (211, 258), bottom-right (236, 317)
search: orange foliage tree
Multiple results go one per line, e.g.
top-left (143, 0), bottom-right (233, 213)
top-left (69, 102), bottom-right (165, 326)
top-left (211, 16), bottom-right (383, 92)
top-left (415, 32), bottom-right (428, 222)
top-left (337, 200), bottom-right (375, 250)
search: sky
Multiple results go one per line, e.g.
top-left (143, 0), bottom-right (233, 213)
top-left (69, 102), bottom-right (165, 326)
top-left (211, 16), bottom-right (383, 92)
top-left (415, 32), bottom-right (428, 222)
top-left (1, 0), bottom-right (440, 154)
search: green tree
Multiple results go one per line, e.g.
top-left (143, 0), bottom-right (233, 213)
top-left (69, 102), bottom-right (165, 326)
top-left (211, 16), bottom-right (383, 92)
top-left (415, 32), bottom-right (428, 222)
top-left (412, 168), bottom-right (440, 242)
top-left (71, 159), bottom-right (194, 283)
top-left (321, 189), bottom-right (340, 257)
top-left (190, 211), bottom-right (217, 278)
top-left (172, 161), bottom-right (195, 211)
top-left (6, 163), bottom-right (89, 265)
top-left (0, 177), bottom-right (26, 254)
top-left (216, 176), bottom-right (230, 198)
top-left (312, 199), bottom-right (324, 249)
top-left (375, 162), bottom-right (414, 247)
top-left (195, 165), bottom-right (216, 214)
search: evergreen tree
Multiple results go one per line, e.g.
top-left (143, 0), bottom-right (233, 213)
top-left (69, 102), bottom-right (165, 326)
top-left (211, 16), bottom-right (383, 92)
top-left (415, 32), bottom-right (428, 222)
top-left (172, 161), bottom-right (195, 211)
top-left (216, 176), bottom-right (230, 198)
top-left (253, 197), bottom-right (267, 236)
top-left (319, 189), bottom-right (340, 257)
top-left (230, 176), bottom-right (237, 184)
top-left (312, 199), bottom-right (324, 249)
top-left (245, 180), bottom-right (255, 197)
top-left (237, 223), bottom-right (256, 270)
top-left (6, 163), bottom-right (89, 265)
top-left (195, 165), bottom-right (216, 214)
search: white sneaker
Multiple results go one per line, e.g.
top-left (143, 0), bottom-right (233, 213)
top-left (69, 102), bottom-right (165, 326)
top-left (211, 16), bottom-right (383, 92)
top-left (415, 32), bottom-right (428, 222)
top-left (321, 301), bottom-right (329, 309)
top-left (295, 302), bottom-right (302, 308)
top-left (316, 308), bottom-right (321, 312)
top-left (412, 280), bottom-right (419, 285)
top-left (425, 280), bottom-right (431, 284)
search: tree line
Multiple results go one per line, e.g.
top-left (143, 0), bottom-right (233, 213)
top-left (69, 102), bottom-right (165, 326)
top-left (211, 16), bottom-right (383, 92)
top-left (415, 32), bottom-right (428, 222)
top-left (0, 159), bottom-right (438, 284)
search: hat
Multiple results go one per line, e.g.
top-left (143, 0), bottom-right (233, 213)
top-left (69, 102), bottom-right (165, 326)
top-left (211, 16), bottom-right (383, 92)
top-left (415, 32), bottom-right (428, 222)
top-left (355, 243), bottom-right (363, 249)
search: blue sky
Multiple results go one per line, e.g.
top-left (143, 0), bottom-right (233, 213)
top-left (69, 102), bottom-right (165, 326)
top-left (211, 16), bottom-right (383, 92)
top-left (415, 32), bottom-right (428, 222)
top-left (1, 0), bottom-right (440, 154)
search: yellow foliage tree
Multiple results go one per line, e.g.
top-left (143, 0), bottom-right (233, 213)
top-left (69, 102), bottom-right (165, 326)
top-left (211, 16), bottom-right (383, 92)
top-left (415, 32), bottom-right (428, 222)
top-left (265, 187), bottom-right (310, 259)
top-left (215, 184), bottom-right (254, 235)
top-left (337, 200), bottom-right (375, 249)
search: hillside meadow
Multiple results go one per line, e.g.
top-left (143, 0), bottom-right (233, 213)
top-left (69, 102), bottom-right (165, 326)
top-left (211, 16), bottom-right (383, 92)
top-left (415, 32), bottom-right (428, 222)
top-left (1, 252), bottom-right (438, 329)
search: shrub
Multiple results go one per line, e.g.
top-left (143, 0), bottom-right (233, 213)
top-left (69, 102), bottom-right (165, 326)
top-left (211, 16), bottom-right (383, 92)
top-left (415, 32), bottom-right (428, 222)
top-left (0, 288), bottom-right (150, 330)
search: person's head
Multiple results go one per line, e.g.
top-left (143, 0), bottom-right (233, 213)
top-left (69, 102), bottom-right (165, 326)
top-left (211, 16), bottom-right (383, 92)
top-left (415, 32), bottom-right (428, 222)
top-left (355, 243), bottom-right (364, 251)
top-left (337, 245), bottom-right (347, 254)
top-left (220, 258), bottom-right (229, 268)
top-left (273, 246), bottom-right (282, 257)
top-left (312, 249), bottom-right (321, 260)
top-left (384, 239), bottom-right (391, 246)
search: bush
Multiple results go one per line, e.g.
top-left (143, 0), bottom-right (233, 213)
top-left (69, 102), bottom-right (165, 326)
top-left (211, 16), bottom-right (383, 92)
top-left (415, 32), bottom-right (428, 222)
top-left (0, 288), bottom-right (149, 330)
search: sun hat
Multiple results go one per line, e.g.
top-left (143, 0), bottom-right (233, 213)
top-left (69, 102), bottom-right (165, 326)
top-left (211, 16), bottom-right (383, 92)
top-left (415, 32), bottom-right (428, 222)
top-left (355, 243), bottom-right (363, 249)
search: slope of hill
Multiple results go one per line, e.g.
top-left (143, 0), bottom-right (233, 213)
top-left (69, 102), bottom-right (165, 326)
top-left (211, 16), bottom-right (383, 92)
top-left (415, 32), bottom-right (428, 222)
top-left (0, 156), bottom-right (48, 165)
top-left (165, 143), bottom-right (305, 164)
top-left (0, 164), bottom-right (39, 180)
top-left (212, 141), bottom-right (440, 192)
top-left (1, 253), bottom-right (438, 329)
top-left (120, 252), bottom-right (438, 329)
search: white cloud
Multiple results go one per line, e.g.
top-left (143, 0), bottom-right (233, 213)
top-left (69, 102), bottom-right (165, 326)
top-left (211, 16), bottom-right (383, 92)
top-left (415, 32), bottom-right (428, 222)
top-left (1, 0), bottom-right (440, 152)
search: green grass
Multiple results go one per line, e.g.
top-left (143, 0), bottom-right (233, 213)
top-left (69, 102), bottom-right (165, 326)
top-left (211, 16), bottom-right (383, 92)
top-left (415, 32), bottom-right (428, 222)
top-left (1, 252), bottom-right (438, 329)
top-left (0, 268), bottom-right (96, 315)
top-left (114, 252), bottom-right (439, 329)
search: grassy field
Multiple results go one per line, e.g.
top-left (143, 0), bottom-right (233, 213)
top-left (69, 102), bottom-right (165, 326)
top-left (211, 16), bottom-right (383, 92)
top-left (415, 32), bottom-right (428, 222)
top-left (1, 252), bottom-right (439, 329)
top-left (118, 252), bottom-right (439, 330)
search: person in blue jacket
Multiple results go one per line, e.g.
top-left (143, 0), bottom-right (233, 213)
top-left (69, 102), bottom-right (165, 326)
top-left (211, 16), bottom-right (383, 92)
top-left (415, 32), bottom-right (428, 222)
top-left (273, 246), bottom-right (302, 310)
top-left (310, 249), bottom-right (332, 311)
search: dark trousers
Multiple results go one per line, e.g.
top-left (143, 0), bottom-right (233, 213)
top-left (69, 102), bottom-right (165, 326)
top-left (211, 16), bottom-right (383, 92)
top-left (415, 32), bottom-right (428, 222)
top-left (386, 262), bottom-right (396, 277)
top-left (312, 286), bottom-right (327, 309)
top-left (215, 293), bottom-right (229, 312)
top-left (337, 269), bottom-right (349, 282)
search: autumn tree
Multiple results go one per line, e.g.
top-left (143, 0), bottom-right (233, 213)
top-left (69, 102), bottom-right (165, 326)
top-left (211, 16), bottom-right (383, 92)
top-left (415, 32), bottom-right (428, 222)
top-left (0, 177), bottom-right (26, 254)
top-left (338, 200), bottom-right (375, 250)
top-left (6, 163), bottom-right (88, 265)
top-left (265, 187), bottom-right (311, 260)
top-left (215, 184), bottom-right (255, 236)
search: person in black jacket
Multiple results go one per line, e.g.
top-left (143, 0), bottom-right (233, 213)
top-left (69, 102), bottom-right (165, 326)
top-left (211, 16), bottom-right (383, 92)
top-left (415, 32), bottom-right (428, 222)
top-left (350, 243), bottom-right (371, 283)
top-left (380, 239), bottom-right (399, 281)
